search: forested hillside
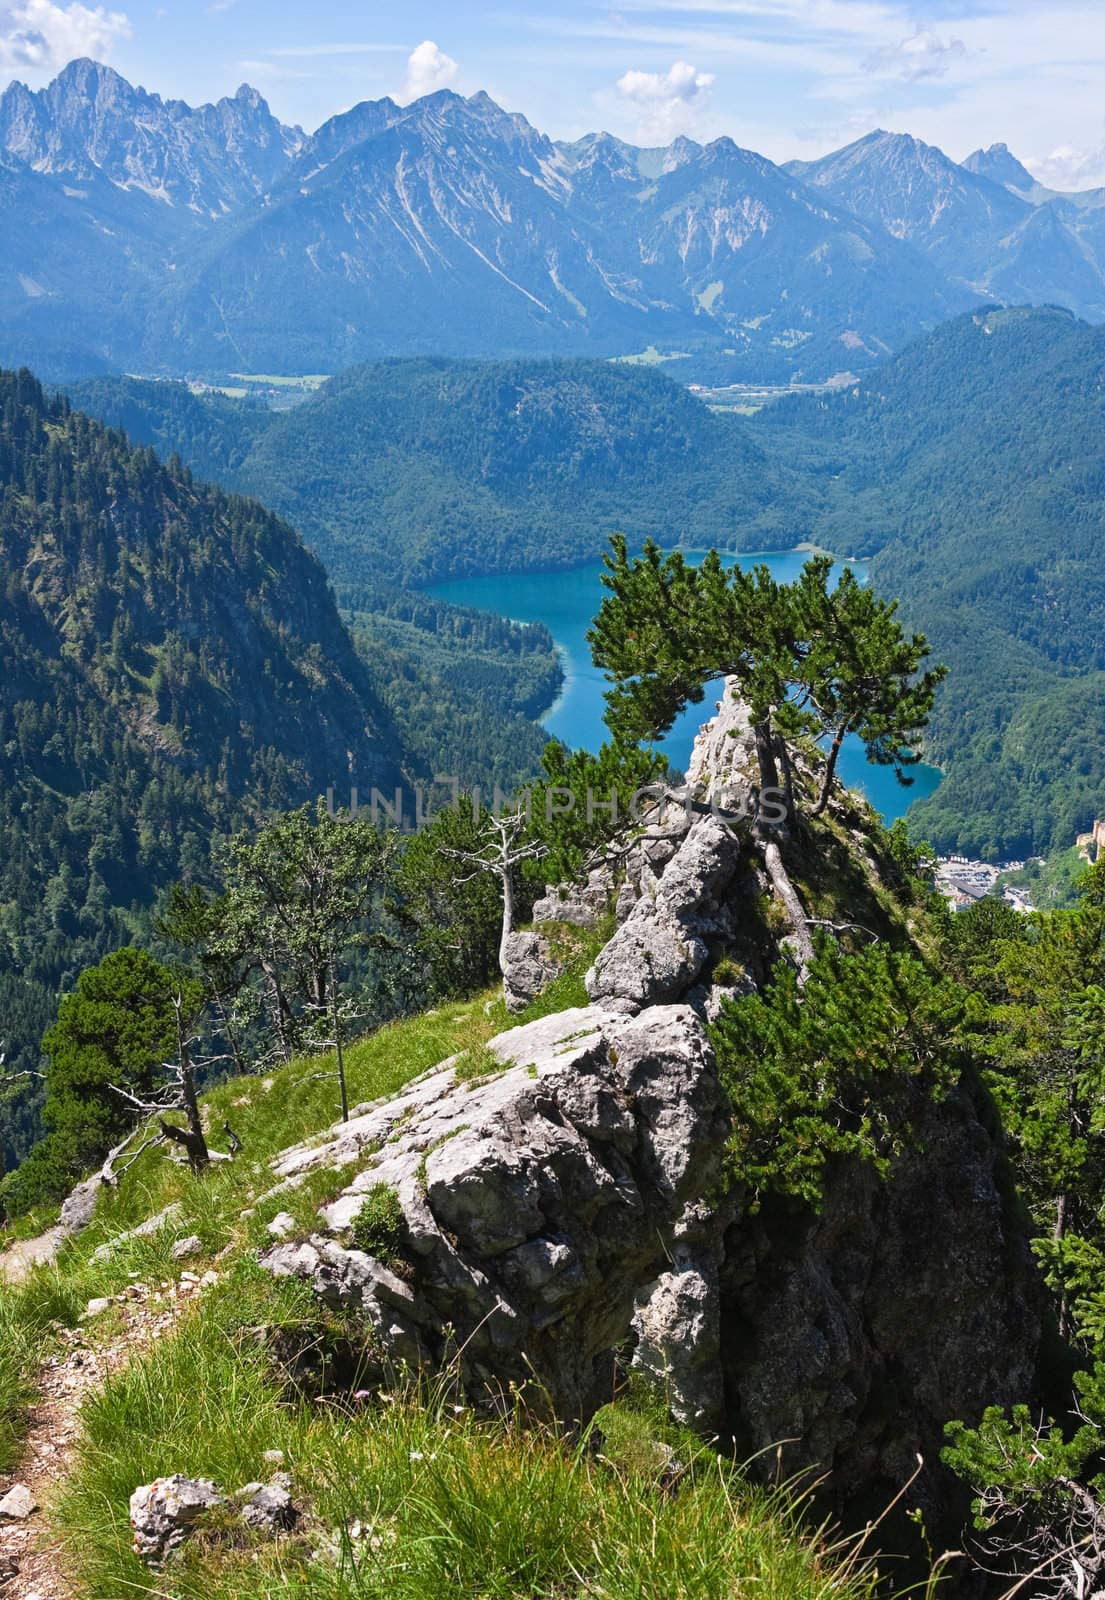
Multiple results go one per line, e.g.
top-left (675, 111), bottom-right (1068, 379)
top-left (759, 305), bottom-right (1105, 857)
top-left (69, 360), bottom-right (818, 589)
top-left (0, 369), bottom-right (407, 1162)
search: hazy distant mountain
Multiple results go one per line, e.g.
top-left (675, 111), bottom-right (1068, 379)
top-left (791, 128), bottom-right (1105, 320)
top-left (0, 60), bottom-right (974, 381)
top-left (6, 61), bottom-right (1105, 379)
top-left (789, 130), bottom-right (1030, 281)
top-left (962, 142), bottom-right (1040, 199)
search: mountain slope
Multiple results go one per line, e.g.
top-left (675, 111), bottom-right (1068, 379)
top-left (161, 92), bottom-right (964, 379)
top-left (757, 305), bottom-right (1105, 855)
top-left (0, 366), bottom-right (406, 1125)
top-left (69, 315), bottom-right (1105, 860)
top-left (0, 59), bottom-right (303, 217)
top-left (789, 130), bottom-right (1031, 281)
top-left (961, 142), bottom-right (1041, 199)
top-left (793, 130), bottom-right (1105, 321)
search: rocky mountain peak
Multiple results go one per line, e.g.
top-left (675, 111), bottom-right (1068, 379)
top-left (962, 140), bottom-right (1038, 195)
top-left (663, 133), bottom-right (701, 169)
top-left (0, 57), bottom-right (300, 214)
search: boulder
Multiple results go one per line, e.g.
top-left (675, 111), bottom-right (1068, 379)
top-left (0, 1483), bottom-right (36, 1520)
top-left (129, 1475), bottom-right (223, 1565)
top-left (237, 1475), bottom-right (298, 1533)
top-left (631, 1201), bottom-right (728, 1433)
top-left (633, 1264), bottom-right (722, 1432)
top-left (501, 930), bottom-right (565, 1013)
top-left (171, 1235), bottom-right (203, 1261)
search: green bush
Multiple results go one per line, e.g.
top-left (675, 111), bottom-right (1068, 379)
top-left (350, 1183), bottom-right (405, 1264)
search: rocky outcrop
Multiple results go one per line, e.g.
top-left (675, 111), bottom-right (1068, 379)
top-left (262, 1004), bottom-right (727, 1419)
top-left (685, 682), bottom-right (759, 809)
top-left (252, 680), bottom-right (1044, 1563)
top-left (586, 814), bottom-right (741, 1010)
top-left (500, 930), bottom-right (565, 1013)
top-left (631, 1199), bottom-right (729, 1433)
top-left (718, 1081), bottom-right (1042, 1541)
top-left (533, 872), bottom-right (610, 929)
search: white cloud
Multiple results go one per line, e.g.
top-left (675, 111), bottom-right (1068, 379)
top-left (400, 39), bottom-right (458, 103)
top-left (0, 0), bottom-right (131, 74)
top-left (614, 58), bottom-right (714, 138)
top-left (1028, 143), bottom-right (1105, 192)
top-left (862, 28), bottom-right (969, 81)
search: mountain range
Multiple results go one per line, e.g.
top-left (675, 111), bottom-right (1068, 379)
top-left (791, 130), bottom-right (1105, 322)
top-left (7, 61), bottom-right (1105, 385)
top-left (0, 58), bottom-right (1041, 383)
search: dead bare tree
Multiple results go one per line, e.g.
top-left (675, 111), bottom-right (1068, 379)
top-left (109, 992), bottom-right (232, 1174)
top-left (0, 1042), bottom-right (45, 1086)
top-left (440, 808), bottom-right (549, 975)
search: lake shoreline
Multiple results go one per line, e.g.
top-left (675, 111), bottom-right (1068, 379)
top-left (427, 550), bottom-right (943, 822)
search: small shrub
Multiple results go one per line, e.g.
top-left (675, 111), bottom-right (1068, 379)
top-left (350, 1183), bottom-right (405, 1264)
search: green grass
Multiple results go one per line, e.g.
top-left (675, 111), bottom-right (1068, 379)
top-left (53, 1263), bottom-right (892, 1600)
top-left (0, 1292), bottom-right (39, 1472)
top-left (0, 990), bottom-right (510, 1464)
top-left (0, 953), bottom-right (609, 1457)
top-left (349, 1183), bottom-right (404, 1262)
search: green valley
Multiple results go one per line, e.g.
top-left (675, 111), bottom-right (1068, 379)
top-left (69, 308), bottom-right (1105, 860)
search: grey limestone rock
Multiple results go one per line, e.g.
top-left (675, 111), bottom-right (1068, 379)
top-left (501, 930), bottom-right (565, 1013)
top-left (260, 1003), bottom-right (726, 1418)
top-left (238, 1475), bottom-right (298, 1533)
top-left (129, 1475), bottom-right (224, 1565)
top-left (533, 873), bottom-right (610, 928)
top-left (586, 816), bottom-right (741, 1009)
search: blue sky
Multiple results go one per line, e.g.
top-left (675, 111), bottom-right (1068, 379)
top-left (5, 0), bottom-right (1105, 184)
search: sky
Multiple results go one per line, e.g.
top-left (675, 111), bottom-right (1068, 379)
top-left (4, 0), bottom-right (1105, 186)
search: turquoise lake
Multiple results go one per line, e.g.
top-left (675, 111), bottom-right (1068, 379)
top-left (428, 550), bottom-right (943, 824)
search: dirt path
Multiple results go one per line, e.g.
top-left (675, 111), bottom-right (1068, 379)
top-left (0, 1286), bottom-right (190, 1599)
top-left (0, 1232), bottom-right (65, 1288)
